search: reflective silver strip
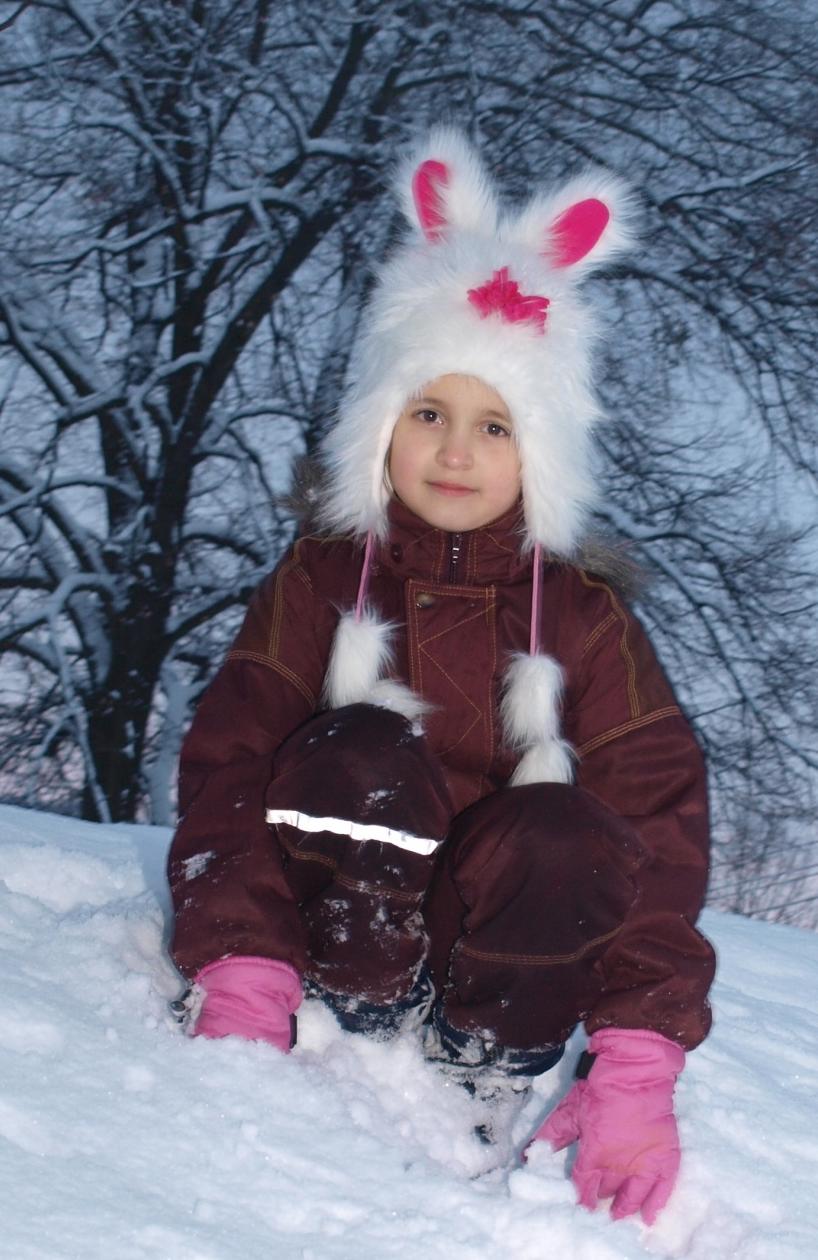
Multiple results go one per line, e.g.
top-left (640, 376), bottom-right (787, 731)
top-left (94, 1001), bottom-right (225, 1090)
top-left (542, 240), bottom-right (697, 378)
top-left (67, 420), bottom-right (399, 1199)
top-left (265, 808), bottom-right (440, 857)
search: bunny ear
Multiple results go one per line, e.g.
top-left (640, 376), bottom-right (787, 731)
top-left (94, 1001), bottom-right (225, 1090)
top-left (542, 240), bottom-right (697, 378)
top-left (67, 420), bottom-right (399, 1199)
top-left (412, 160), bottom-right (450, 242)
top-left (396, 126), bottom-right (498, 240)
top-left (550, 199), bottom-right (611, 268)
top-left (512, 170), bottom-right (635, 275)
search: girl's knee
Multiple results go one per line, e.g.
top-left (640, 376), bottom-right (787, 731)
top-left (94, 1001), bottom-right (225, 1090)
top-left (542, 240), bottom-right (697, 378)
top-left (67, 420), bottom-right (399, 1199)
top-left (448, 782), bottom-right (644, 885)
top-left (275, 703), bottom-right (421, 771)
top-left (271, 703), bottom-right (452, 829)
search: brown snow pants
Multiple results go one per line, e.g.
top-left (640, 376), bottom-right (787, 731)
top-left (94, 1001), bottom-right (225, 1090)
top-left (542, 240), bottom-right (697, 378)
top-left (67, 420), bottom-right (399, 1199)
top-left (265, 704), bottom-right (644, 1053)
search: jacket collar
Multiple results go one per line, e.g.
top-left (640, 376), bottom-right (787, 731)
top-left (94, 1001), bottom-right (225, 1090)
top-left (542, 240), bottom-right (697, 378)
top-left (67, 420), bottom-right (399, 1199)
top-left (377, 497), bottom-right (530, 584)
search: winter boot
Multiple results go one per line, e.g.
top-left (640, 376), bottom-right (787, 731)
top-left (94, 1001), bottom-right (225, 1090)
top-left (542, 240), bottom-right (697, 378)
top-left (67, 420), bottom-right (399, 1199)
top-left (304, 965), bottom-right (435, 1039)
top-left (423, 1003), bottom-right (564, 1150)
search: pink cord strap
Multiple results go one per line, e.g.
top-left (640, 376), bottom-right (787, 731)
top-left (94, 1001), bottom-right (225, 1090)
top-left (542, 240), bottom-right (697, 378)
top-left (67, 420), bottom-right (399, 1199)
top-left (355, 531), bottom-right (375, 622)
top-left (529, 543), bottom-right (542, 656)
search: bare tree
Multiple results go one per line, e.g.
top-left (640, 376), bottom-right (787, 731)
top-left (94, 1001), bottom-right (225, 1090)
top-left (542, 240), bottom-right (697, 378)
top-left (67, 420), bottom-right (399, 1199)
top-left (0, 0), bottom-right (464, 820)
top-left (1, 0), bottom-right (816, 921)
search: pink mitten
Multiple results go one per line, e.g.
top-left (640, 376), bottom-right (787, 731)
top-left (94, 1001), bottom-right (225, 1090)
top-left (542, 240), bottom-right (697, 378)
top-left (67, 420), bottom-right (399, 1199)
top-left (528, 1028), bottom-right (685, 1224)
top-left (192, 956), bottom-right (302, 1052)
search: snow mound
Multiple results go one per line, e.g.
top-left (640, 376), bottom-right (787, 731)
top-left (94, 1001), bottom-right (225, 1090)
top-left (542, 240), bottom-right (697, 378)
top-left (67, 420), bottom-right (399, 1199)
top-left (1, 803), bottom-right (817, 1259)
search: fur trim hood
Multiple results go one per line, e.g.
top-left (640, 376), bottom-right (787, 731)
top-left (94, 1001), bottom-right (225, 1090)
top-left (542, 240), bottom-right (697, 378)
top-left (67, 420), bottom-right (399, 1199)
top-left (319, 127), bottom-right (635, 557)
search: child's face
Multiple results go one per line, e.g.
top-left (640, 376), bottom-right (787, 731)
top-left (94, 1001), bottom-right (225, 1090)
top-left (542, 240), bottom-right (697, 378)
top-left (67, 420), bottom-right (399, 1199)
top-left (388, 374), bottom-right (521, 533)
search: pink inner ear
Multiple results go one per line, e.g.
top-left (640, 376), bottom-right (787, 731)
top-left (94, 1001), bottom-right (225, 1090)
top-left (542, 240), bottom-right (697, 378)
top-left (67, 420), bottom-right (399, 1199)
top-left (550, 198), bottom-right (610, 268)
top-left (412, 160), bottom-right (450, 242)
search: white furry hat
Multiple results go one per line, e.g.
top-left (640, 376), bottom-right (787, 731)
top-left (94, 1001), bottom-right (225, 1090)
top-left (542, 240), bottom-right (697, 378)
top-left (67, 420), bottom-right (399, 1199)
top-left (318, 128), bottom-right (635, 788)
top-left (320, 126), bottom-right (635, 556)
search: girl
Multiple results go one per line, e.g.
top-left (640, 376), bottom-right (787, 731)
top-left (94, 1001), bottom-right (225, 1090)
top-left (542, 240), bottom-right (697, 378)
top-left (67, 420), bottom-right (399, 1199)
top-left (168, 129), bottom-right (715, 1225)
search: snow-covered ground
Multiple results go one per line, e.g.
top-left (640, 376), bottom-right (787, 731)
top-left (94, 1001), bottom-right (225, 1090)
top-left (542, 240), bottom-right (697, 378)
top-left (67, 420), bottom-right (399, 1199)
top-left (1, 804), bottom-right (816, 1260)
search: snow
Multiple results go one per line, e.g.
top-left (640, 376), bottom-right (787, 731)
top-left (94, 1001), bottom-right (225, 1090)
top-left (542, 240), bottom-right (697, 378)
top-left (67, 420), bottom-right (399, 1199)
top-left (1, 803), bottom-right (817, 1260)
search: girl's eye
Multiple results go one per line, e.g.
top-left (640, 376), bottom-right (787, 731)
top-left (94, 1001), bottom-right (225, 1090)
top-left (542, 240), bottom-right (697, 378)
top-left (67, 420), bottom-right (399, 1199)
top-left (484, 421), bottom-right (511, 438)
top-left (415, 408), bottom-right (442, 424)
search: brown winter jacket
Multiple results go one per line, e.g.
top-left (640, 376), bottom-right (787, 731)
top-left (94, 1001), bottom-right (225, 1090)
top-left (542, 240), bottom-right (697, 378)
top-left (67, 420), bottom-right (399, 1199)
top-left (169, 498), bottom-right (716, 1049)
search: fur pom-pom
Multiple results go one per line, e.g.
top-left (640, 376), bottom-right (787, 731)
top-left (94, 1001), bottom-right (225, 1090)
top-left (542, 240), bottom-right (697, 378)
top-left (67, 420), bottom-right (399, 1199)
top-left (501, 652), bottom-right (574, 785)
top-left (322, 609), bottom-right (394, 709)
top-left (509, 739), bottom-right (574, 787)
top-left (367, 678), bottom-right (432, 722)
top-left (501, 652), bottom-right (565, 747)
top-left (323, 609), bottom-right (428, 721)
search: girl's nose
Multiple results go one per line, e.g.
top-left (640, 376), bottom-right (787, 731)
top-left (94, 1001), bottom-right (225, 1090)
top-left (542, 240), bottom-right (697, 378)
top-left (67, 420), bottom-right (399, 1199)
top-left (437, 434), bottom-right (473, 470)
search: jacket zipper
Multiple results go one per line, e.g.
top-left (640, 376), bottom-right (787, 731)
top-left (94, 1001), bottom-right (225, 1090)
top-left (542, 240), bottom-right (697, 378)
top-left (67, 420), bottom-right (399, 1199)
top-left (449, 533), bottom-right (462, 583)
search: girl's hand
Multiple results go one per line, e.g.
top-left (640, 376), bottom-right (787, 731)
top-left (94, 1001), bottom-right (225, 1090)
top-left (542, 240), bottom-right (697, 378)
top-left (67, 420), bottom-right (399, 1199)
top-left (176, 956), bottom-right (302, 1053)
top-left (526, 1028), bottom-right (685, 1225)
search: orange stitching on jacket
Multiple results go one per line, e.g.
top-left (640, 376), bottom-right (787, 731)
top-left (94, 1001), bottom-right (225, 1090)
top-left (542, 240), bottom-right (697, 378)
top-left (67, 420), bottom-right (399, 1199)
top-left (576, 706), bottom-right (681, 757)
top-left (413, 589), bottom-right (424, 692)
top-left (486, 587), bottom-right (497, 773)
top-left (270, 545), bottom-right (304, 659)
top-left (579, 572), bottom-right (640, 718)
top-left (277, 831), bottom-right (424, 903)
top-left (582, 611), bottom-right (617, 657)
top-left (306, 532), bottom-right (348, 547)
top-left (407, 582), bottom-right (423, 695)
top-left (404, 581), bottom-right (497, 764)
top-left (409, 581), bottom-right (492, 599)
top-left (418, 591), bottom-right (493, 764)
top-left (416, 595), bottom-right (488, 755)
top-left (420, 642), bottom-right (482, 753)
top-left (226, 651), bottom-right (316, 705)
top-left (416, 593), bottom-right (489, 645)
top-left (277, 831), bottom-right (336, 870)
top-left (269, 562), bottom-right (283, 659)
top-left (459, 922), bottom-right (622, 966)
top-left (293, 565), bottom-right (313, 592)
top-left (483, 529), bottom-right (516, 556)
top-left (334, 872), bottom-right (423, 902)
top-left (410, 586), bottom-right (493, 749)
top-left (401, 525), bottom-right (439, 561)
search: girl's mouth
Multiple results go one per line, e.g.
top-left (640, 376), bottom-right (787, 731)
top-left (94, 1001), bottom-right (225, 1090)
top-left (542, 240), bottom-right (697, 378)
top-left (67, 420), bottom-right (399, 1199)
top-left (427, 481), bottom-right (476, 496)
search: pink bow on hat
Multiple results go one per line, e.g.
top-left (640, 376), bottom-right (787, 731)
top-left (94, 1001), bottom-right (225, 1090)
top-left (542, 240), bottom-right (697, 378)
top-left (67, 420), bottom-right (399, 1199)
top-left (467, 267), bottom-right (550, 331)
